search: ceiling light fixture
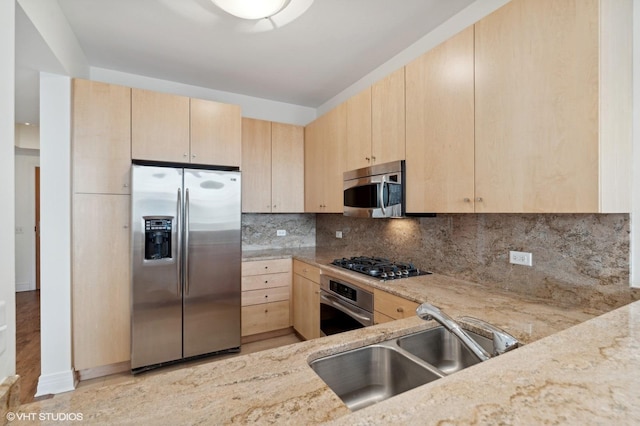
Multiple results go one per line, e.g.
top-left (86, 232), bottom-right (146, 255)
top-left (212, 0), bottom-right (290, 20)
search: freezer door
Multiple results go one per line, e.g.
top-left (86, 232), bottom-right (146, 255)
top-left (183, 169), bottom-right (241, 358)
top-left (131, 165), bottom-right (183, 369)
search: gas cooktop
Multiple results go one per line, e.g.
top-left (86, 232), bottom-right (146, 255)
top-left (331, 256), bottom-right (431, 280)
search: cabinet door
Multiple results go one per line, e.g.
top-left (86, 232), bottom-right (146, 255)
top-left (131, 89), bottom-right (190, 162)
top-left (241, 118), bottom-right (272, 212)
top-left (305, 104), bottom-right (347, 213)
top-left (372, 68), bottom-right (405, 165)
top-left (72, 79), bottom-right (131, 194)
top-left (191, 98), bottom-right (242, 167)
top-left (73, 194), bottom-right (130, 370)
top-left (292, 273), bottom-right (320, 340)
top-left (304, 119), bottom-right (324, 212)
top-left (406, 26), bottom-right (475, 213)
top-left (272, 122), bottom-right (304, 213)
top-left (346, 87), bottom-right (372, 171)
top-left (474, 0), bottom-right (599, 212)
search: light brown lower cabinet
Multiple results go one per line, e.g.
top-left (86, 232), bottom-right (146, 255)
top-left (72, 193), bottom-right (130, 370)
top-left (373, 289), bottom-right (419, 324)
top-left (241, 258), bottom-right (292, 337)
top-left (292, 260), bottom-right (320, 340)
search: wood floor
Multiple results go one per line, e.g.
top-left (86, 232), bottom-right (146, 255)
top-left (15, 291), bottom-right (302, 402)
top-left (16, 290), bottom-right (40, 405)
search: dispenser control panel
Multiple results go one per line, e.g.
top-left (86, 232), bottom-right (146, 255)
top-left (144, 216), bottom-right (173, 260)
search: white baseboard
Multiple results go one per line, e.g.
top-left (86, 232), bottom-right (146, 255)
top-left (15, 282), bottom-right (35, 292)
top-left (35, 370), bottom-right (77, 397)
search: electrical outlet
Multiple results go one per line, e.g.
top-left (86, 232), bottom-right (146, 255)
top-left (335, 231), bottom-right (343, 239)
top-left (276, 229), bottom-right (286, 237)
top-left (509, 251), bottom-right (532, 266)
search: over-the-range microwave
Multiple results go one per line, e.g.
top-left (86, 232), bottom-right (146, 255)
top-left (343, 160), bottom-right (405, 218)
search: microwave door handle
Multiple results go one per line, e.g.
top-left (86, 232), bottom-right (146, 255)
top-left (379, 176), bottom-right (386, 215)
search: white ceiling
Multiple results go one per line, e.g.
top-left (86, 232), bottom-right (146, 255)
top-left (15, 0), bottom-right (476, 125)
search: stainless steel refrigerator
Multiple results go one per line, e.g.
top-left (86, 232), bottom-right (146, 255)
top-left (130, 162), bottom-right (241, 372)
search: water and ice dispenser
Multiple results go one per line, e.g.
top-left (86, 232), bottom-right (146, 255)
top-left (144, 216), bottom-right (173, 260)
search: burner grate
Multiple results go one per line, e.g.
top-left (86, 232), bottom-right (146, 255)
top-left (331, 256), bottom-right (431, 280)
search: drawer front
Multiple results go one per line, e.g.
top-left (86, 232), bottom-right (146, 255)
top-left (242, 286), bottom-right (290, 306)
top-left (241, 272), bottom-right (290, 292)
top-left (241, 301), bottom-right (290, 336)
top-left (374, 289), bottom-right (419, 320)
top-left (242, 258), bottom-right (291, 277)
top-left (293, 260), bottom-right (321, 283)
top-left (374, 310), bottom-right (396, 325)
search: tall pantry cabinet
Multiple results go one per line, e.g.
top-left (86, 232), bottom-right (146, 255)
top-left (71, 79), bottom-right (131, 372)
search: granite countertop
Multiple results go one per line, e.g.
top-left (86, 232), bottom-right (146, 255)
top-left (15, 250), bottom-right (640, 424)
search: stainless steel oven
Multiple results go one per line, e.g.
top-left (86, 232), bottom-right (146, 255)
top-left (320, 274), bottom-right (373, 336)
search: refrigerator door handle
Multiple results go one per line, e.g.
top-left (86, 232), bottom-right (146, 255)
top-left (176, 188), bottom-right (182, 297)
top-left (185, 188), bottom-right (190, 296)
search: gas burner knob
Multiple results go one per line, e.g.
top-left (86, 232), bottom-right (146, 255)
top-left (402, 270), bottom-right (409, 276)
top-left (380, 272), bottom-right (387, 279)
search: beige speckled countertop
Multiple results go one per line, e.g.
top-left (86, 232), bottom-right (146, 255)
top-left (15, 249), bottom-right (639, 424)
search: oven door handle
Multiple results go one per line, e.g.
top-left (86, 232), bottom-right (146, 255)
top-left (320, 292), bottom-right (372, 325)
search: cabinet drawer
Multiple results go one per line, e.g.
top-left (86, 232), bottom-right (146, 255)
top-left (293, 260), bottom-right (321, 283)
top-left (242, 258), bottom-right (291, 276)
top-left (241, 272), bottom-right (290, 292)
top-left (242, 286), bottom-right (289, 307)
top-left (374, 310), bottom-right (396, 325)
top-left (374, 289), bottom-right (419, 320)
top-left (241, 301), bottom-right (290, 336)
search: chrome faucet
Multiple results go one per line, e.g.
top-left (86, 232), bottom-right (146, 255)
top-left (416, 303), bottom-right (519, 360)
top-left (460, 316), bottom-right (519, 356)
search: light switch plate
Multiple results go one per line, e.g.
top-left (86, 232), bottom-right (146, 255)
top-left (276, 229), bottom-right (286, 236)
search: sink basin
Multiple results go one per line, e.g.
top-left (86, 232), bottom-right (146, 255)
top-left (396, 327), bottom-right (492, 374)
top-left (310, 325), bottom-right (508, 411)
top-left (309, 344), bottom-right (442, 411)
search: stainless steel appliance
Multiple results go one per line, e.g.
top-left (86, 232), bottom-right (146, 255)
top-left (131, 161), bottom-right (241, 372)
top-left (320, 275), bottom-right (373, 336)
top-left (343, 160), bottom-right (405, 218)
top-left (331, 256), bottom-right (431, 281)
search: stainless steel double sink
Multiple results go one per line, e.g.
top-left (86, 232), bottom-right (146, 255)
top-left (309, 326), bottom-right (494, 411)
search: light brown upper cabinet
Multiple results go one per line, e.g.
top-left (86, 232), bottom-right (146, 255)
top-left (191, 98), bottom-right (241, 167)
top-left (371, 68), bottom-right (405, 166)
top-left (406, 27), bottom-right (475, 213)
top-left (131, 89), bottom-right (190, 163)
top-left (271, 122), bottom-right (304, 212)
top-left (132, 90), bottom-right (241, 167)
top-left (346, 87), bottom-right (372, 171)
top-left (304, 103), bottom-right (347, 213)
top-left (242, 118), bottom-right (304, 213)
top-left (474, 0), bottom-right (632, 213)
top-left (72, 79), bottom-right (131, 194)
top-left (242, 118), bottom-right (272, 212)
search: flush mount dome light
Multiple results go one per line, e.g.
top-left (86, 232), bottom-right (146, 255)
top-left (212, 0), bottom-right (290, 20)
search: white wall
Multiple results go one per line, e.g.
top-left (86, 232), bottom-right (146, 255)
top-left (0, 0), bottom-right (17, 381)
top-left (631, 0), bottom-right (640, 287)
top-left (14, 150), bottom-right (40, 292)
top-left (90, 67), bottom-right (316, 126)
top-left (36, 73), bottom-right (75, 396)
top-left (14, 123), bottom-right (39, 149)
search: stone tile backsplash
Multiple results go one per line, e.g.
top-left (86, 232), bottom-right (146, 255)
top-left (242, 213), bottom-right (316, 251)
top-left (316, 213), bottom-right (639, 311)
